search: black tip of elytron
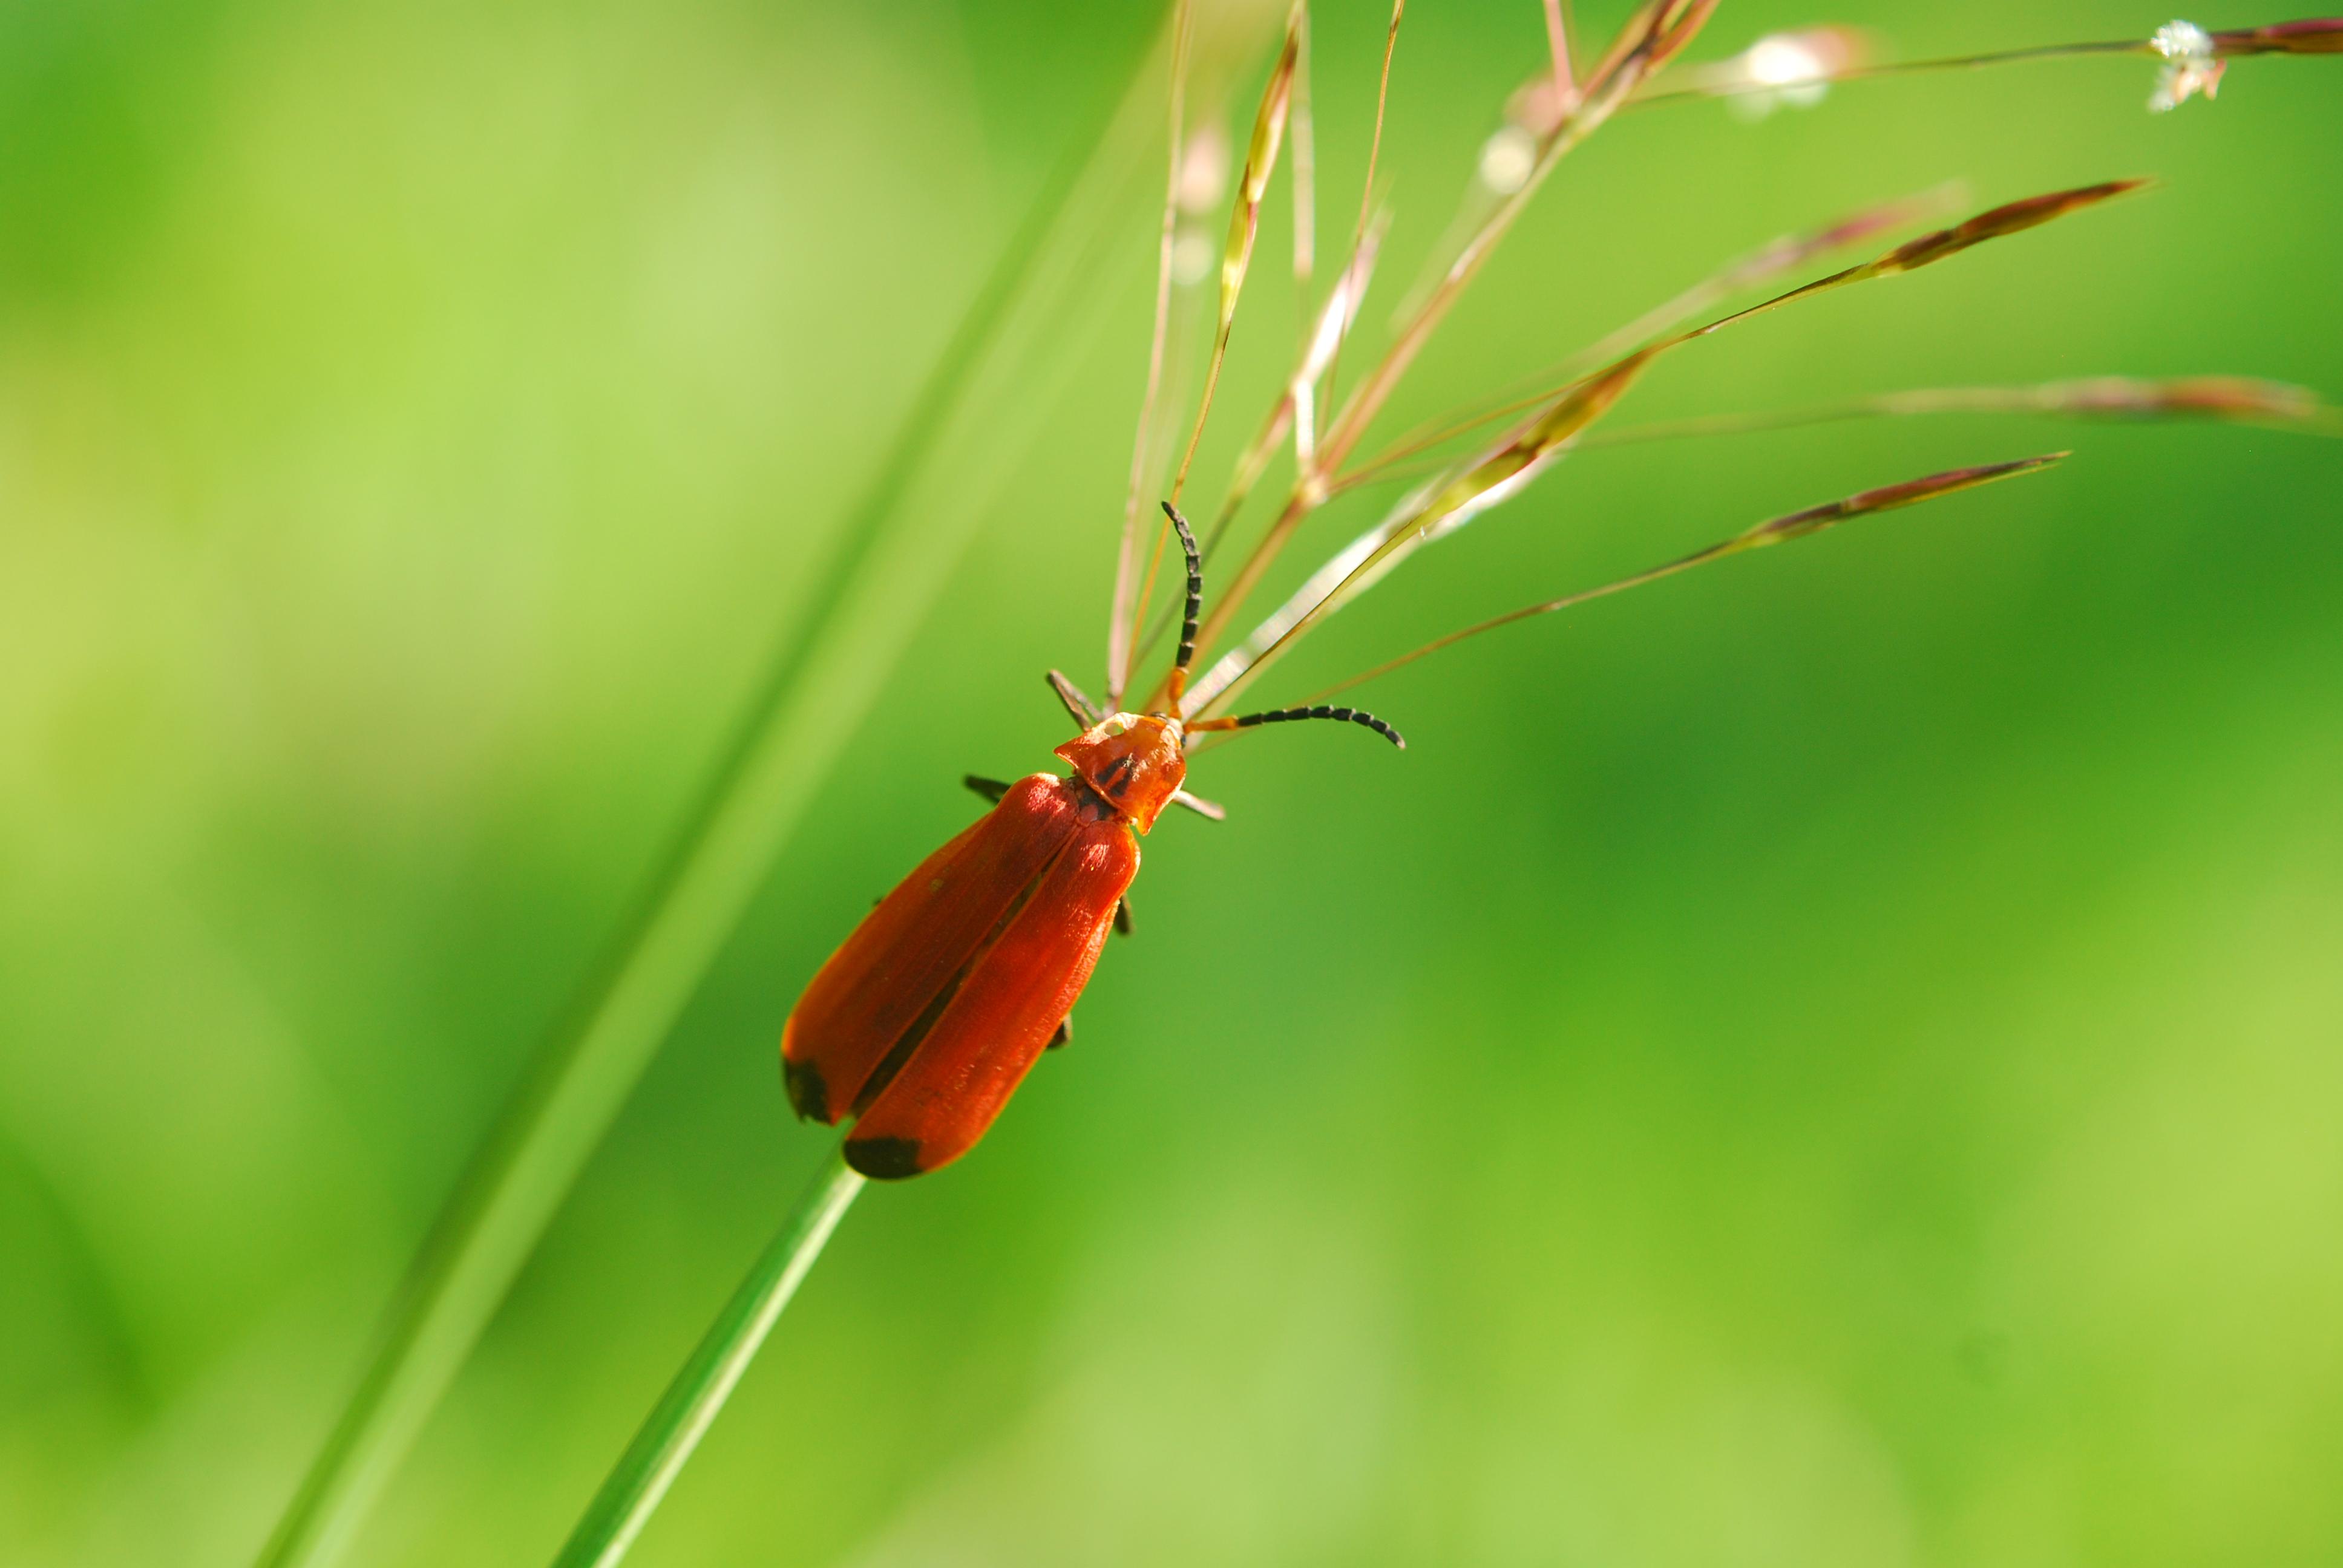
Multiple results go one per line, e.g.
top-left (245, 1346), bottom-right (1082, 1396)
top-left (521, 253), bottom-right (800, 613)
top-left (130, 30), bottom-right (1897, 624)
top-left (845, 1136), bottom-right (926, 1180)
top-left (784, 1057), bottom-right (834, 1124)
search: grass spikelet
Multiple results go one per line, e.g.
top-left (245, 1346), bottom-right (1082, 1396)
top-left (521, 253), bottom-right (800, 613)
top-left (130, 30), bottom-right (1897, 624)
top-left (1870, 179), bottom-right (2151, 271)
top-left (1170, 0), bottom-right (1303, 504)
top-left (1738, 452), bottom-right (2068, 544)
top-left (2030, 374), bottom-right (2339, 426)
top-left (1584, 376), bottom-right (2342, 448)
top-left (1697, 180), bottom-right (2149, 336)
top-left (2210, 18), bottom-right (2343, 54)
top-left (1314, 454), bottom-right (2068, 701)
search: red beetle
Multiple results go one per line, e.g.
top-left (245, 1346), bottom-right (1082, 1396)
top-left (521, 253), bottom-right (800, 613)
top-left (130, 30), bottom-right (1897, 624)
top-left (782, 504), bottom-right (1401, 1178)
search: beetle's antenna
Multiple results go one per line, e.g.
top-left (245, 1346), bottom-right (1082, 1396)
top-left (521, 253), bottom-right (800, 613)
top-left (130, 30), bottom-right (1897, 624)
top-left (1187, 703), bottom-right (1405, 750)
top-left (1161, 500), bottom-right (1204, 711)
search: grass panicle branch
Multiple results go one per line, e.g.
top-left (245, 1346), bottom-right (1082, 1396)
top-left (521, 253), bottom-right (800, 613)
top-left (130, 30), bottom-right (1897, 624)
top-left (1313, 454), bottom-right (2068, 701)
top-left (1170, 16), bottom-right (2336, 720)
top-left (550, 1150), bottom-right (863, 1568)
top-left (1340, 184), bottom-right (1966, 490)
top-left (1629, 15), bottom-right (2343, 109)
top-left (1169, 0), bottom-right (1720, 712)
top-left (1187, 179), bottom-right (2137, 716)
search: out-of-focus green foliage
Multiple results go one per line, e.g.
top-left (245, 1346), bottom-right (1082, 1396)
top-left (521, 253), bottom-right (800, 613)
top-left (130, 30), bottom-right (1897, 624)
top-left (2, 2), bottom-right (2337, 1566)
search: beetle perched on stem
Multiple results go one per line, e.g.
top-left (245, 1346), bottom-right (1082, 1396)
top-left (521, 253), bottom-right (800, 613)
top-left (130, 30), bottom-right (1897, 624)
top-left (782, 501), bottom-right (1402, 1178)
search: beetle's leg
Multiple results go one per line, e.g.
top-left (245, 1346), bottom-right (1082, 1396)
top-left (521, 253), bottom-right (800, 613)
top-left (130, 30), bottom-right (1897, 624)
top-left (1168, 789), bottom-right (1225, 821)
top-left (1046, 670), bottom-right (1104, 728)
top-left (1047, 1014), bottom-right (1073, 1050)
top-left (1113, 898), bottom-right (1133, 938)
top-left (963, 774), bottom-right (1012, 805)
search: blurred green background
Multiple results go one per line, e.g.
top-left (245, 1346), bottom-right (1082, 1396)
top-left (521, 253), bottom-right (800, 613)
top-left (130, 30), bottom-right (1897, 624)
top-left (4, 1), bottom-right (2339, 1564)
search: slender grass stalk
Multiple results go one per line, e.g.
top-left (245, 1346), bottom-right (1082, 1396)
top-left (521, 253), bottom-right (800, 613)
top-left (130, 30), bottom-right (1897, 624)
top-left (1107, 0), bottom-right (1193, 708)
top-left (551, 1149), bottom-right (865, 1568)
top-left (1120, 1), bottom-right (1305, 704)
top-left (1630, 37), bottom-right (2146, 109)
top-left (1314, 0), bottom-right (1406, 457)
top-left (249, 24), bottom-right (1187, 1568)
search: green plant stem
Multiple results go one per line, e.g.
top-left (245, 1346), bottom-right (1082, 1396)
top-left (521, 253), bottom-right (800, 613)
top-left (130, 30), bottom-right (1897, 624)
top-left (247, 25), bottom-right (1177, 1568)
top-left (551, 1149), bottom-right (865, 1568)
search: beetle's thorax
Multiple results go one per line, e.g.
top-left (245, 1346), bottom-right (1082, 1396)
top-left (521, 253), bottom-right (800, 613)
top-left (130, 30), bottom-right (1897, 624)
top-left (1055, 711), bottom-right (1186, 834)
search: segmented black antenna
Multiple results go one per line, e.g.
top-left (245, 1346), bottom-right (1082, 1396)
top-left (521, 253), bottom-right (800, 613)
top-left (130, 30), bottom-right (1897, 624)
top-left (1161, 500), bottom-right (1203, 692)
top-left (1224, 704), bottom-right (1406, 749)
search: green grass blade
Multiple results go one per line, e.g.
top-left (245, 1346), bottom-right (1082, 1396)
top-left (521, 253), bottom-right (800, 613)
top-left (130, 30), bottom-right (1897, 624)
top-left (550, 1149), bottom-right (865, 1568)
top-left (248, 29), bottom-right (1176, 1568)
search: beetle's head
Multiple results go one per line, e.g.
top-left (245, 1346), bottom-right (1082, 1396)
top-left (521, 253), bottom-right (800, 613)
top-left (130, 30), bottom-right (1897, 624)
top-left (1055, 712), bottom-right (1187, 833)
